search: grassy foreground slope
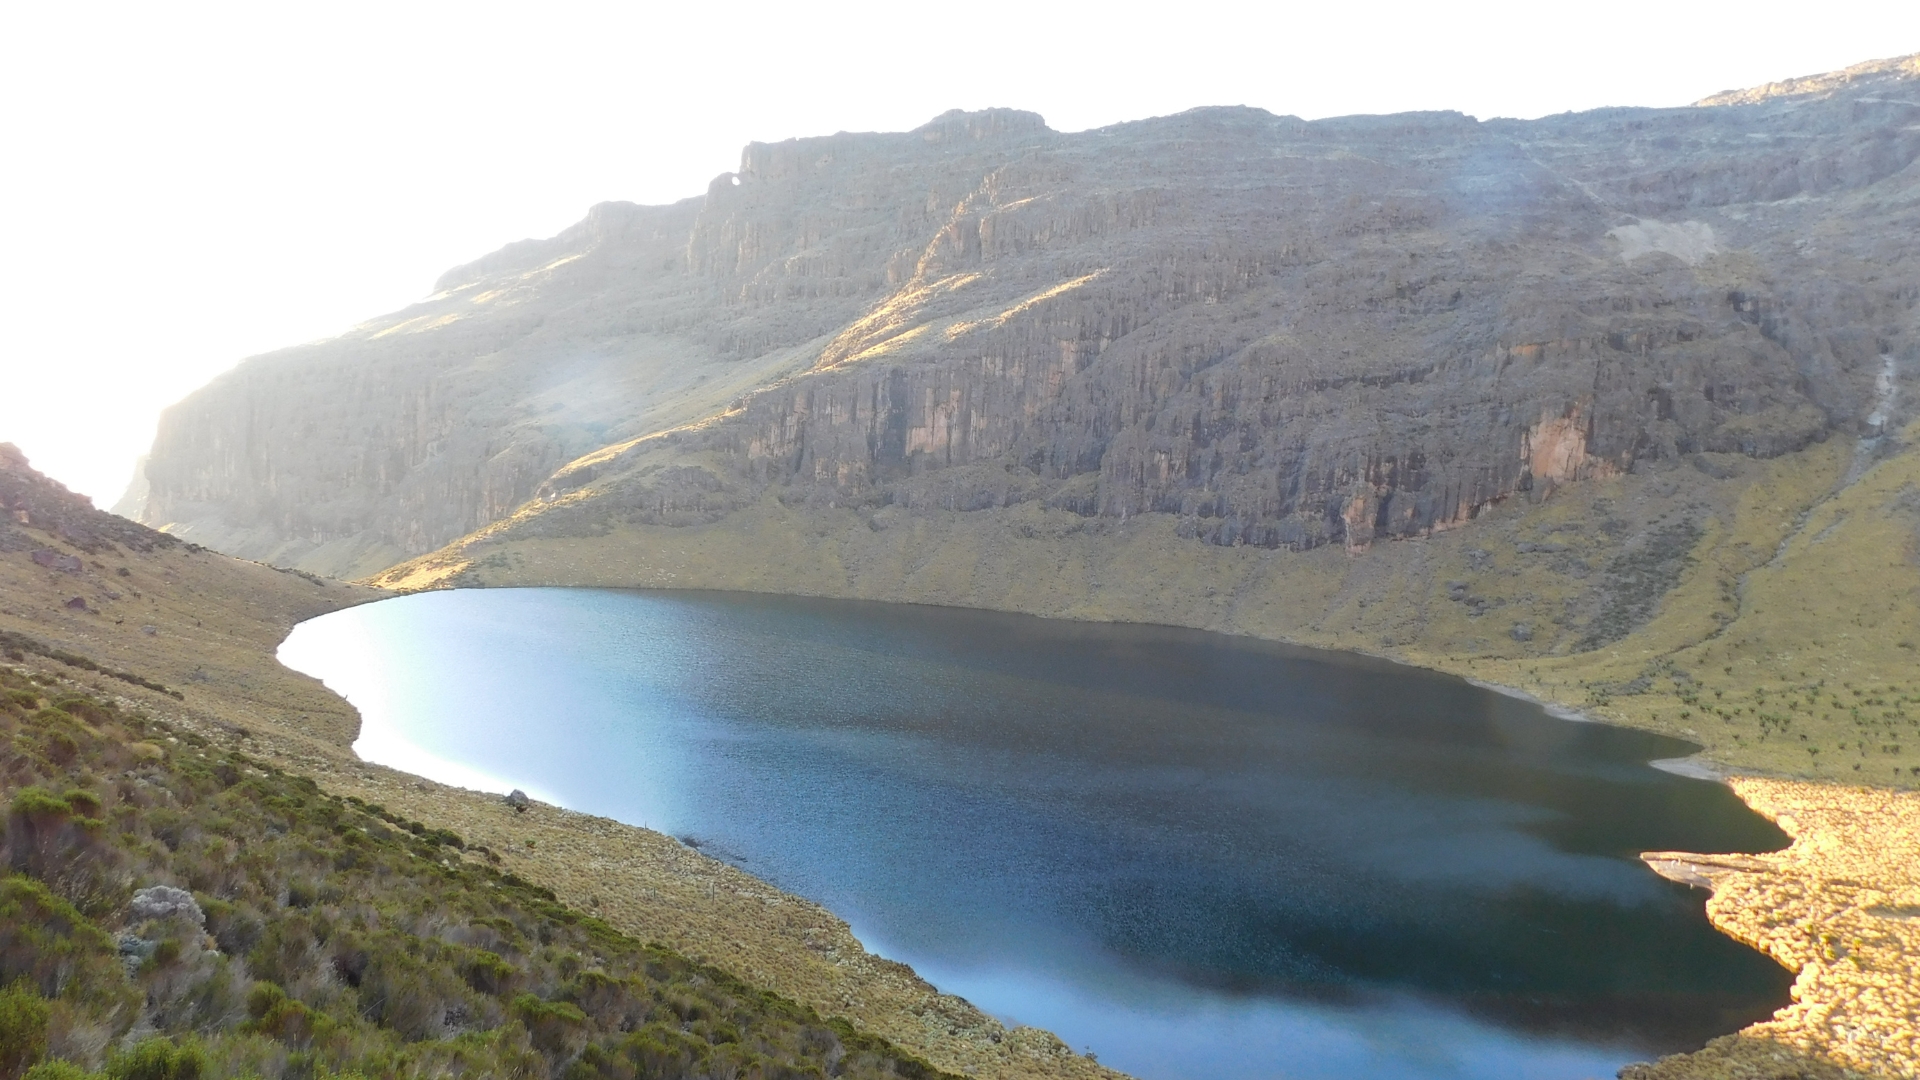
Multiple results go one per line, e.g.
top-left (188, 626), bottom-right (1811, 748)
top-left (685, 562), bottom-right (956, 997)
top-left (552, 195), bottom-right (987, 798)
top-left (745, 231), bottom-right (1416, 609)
top-left (0, 673), bottom-right (959, 1080)
top-left (378, 416), bottom-right (1920, 1076)
top-left (0, 445), bottom-right (1120, 1080)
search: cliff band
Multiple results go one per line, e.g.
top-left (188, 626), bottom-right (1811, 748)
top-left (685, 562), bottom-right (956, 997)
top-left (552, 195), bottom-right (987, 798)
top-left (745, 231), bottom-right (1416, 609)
top-left (135, 57), bottom-right (1918, 581)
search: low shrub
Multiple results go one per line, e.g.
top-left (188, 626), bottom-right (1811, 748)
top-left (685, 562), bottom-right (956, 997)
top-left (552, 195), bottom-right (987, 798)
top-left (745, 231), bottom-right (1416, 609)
top-left (0, 982), bottom-right (50, 1079)
top-left (0, 669), bottom-right (959, 1080)
top-left (103, 1038), bottom-right (206, 1080)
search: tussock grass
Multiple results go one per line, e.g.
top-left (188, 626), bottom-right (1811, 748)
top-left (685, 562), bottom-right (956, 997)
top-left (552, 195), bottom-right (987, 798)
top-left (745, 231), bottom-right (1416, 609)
top-left (0, 669), bottom-right (959, 1080)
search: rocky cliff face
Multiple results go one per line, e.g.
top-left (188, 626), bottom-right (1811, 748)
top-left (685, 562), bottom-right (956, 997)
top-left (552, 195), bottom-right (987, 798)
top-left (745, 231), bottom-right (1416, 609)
top-left (3, 443), bottom-right (177, 556)
top-left (141, 58), bottom-right (1920, 579)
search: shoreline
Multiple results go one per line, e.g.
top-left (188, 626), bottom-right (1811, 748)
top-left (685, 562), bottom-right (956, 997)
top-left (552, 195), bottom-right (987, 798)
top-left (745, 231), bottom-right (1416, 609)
top-left (99, 664), bottom-right (1125, 1080)
top-left (303, 582), bottom-right (1898, 1078)
top-left (1462, 674), bottom-right (1607, 724)
top-left (1647, 757), bottom-right (1736, 782)
top-left (1630, 778), bottom-right (1920, 1079)
top-left (10, 435), bottom-right (1910, 1077)
top-left (1462, 673), bottom-right (1745, 783)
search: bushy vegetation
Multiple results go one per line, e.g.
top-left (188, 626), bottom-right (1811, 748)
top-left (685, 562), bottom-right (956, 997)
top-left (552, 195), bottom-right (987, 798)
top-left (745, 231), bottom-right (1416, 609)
top-left (0, 634), bottom-right (179, 700)
top-left (0, 666), bottom-right (956, 1080)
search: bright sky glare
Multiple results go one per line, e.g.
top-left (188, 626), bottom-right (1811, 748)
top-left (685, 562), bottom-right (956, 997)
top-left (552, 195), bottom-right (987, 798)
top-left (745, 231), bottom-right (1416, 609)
top-left (1, 0), bottom-right (1915, 507)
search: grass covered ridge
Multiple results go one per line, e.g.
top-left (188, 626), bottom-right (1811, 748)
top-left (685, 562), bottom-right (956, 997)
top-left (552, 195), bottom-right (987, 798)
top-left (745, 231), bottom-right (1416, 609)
top-left (380, 424), bottom-right (1920, 789)
top-left (0, 666), bottom-right (960, 1080)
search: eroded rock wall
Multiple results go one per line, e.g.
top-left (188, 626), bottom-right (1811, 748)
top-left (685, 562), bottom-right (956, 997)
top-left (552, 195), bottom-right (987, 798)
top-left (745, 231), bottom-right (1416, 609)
top-left (141, 60), bottom-right (1920, 574)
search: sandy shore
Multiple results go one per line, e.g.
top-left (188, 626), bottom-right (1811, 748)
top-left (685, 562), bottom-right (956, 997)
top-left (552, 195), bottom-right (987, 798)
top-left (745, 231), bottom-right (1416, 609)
top-left (1637, 779), bottom-right (1920, 1079)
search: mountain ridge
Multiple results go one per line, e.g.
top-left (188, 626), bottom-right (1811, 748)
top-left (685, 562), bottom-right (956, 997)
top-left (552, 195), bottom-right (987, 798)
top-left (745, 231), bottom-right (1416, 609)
top-left (1696, 51), bottom-right (1920, 106)
top-left (138, 56), bottom-right (1920, 579)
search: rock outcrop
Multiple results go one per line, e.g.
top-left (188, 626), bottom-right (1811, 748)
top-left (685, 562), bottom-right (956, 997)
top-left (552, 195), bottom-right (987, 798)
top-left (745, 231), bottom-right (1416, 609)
top-left (3, 443), bottom-right (178, 556)
top-left (140, 59), bottom-right (1919, 583)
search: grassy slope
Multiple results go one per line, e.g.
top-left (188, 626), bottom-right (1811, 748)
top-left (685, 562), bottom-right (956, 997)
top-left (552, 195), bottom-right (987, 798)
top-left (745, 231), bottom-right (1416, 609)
top-left (0, 673), bottom-right (961, 1080)
top-left (376, 424), bottom-right (1920, 1078)
top-left (372, 431), bottom-right (1894, 780)
top-left (0, 532), bottom-right (373, 751)
top-left (379, 423), bottom-right (1920, 788)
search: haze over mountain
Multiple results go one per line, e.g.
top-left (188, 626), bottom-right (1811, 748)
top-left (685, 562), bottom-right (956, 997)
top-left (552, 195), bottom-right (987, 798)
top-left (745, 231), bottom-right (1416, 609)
top-left (134, 54), bottom-right (1918, 583)
top-left (8, 3), bottom-right (1913, 510)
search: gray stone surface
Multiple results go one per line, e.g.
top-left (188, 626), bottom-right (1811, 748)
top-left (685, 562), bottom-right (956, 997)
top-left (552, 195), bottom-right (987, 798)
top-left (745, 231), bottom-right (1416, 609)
top-left (139, 57), bottom-right (1920, 573)
top-left (130, 884), bottom-right (204, 928)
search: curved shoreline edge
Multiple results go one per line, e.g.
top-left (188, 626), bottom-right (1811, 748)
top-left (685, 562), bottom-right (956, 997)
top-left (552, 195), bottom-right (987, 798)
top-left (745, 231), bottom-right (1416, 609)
top-left (5, 436), bottom-right (1914, 1078)
top-left (323, 581), bottom-right (1919, 1079)
top-left (360, 416), bottom-right (1920, 1076)
top-left (289, 745), bottom-right (1121, 1080)
top-left (1463, 675), bottom-right (1607, 725)
top-left (1628, 779), bottom-right (1920, 1079)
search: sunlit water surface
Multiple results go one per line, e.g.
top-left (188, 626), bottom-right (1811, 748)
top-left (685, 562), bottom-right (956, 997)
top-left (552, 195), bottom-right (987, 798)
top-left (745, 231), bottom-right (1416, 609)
top-left (279, 588), bottom-right (1790, 1080)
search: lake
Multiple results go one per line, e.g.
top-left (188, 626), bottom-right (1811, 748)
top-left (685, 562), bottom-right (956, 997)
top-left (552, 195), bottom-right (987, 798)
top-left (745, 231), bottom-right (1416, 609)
top-left (278, 587), bottom-right (1791, 1080)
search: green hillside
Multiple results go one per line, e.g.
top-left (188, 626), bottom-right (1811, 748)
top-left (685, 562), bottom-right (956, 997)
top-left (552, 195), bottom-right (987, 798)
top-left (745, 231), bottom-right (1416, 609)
top-left (0, 667), bottom-right (957, 1080)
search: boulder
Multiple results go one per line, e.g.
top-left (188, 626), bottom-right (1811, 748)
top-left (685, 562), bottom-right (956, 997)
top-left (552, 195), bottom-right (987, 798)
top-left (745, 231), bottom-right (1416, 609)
top-left (30, 549), bottom-right (82, 572)
top-left (130, 884), bottom-right (205, 928)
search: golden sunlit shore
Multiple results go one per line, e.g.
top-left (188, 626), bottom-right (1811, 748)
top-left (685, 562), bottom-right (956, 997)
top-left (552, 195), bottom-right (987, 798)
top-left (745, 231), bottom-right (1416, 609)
top-left (1637, 779), bottom-right (1920, 1079)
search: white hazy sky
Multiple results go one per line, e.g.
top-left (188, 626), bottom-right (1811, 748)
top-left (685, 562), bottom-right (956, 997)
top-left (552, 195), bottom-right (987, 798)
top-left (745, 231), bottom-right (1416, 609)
top-left (1, 1), bottom-right (1915, 508)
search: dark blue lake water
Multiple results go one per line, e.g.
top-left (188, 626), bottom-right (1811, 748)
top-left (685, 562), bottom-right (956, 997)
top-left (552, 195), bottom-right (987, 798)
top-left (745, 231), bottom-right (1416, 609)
top-left (277, 587), bottom-right (1790, 1080)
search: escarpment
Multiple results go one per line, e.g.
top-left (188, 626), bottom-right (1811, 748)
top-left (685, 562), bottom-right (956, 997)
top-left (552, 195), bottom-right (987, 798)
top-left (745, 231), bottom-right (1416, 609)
top-left (138, 109), bottom-right (1057, 577)
top-left (141, 58), bottom-right (1919, 578)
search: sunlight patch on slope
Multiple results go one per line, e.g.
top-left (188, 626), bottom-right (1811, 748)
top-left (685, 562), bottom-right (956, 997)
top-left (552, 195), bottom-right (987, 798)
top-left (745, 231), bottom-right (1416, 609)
top-left (814, 272), bottom-right (982, 370)
top-left (369, 311), bottom-right (465, 339)
top-left (838, 322), bottom-right (933, 364)
top-left (946, 270), bottom-right (1106, 340)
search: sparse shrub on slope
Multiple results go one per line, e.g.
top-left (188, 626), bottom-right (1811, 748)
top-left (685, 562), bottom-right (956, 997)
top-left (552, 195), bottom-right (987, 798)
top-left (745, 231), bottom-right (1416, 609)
top-left (0, 666), bottom-right (958, 1080)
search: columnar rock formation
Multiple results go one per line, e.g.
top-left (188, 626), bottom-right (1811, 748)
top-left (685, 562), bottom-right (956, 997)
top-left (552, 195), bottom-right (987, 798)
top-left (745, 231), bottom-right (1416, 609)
top-left (139, 58), bottom-right (1919, 581)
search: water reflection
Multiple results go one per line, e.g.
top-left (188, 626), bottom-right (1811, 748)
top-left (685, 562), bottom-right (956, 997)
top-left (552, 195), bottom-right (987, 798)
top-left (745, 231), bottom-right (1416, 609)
top-left (280, 588), bottom-right (1791, 1080)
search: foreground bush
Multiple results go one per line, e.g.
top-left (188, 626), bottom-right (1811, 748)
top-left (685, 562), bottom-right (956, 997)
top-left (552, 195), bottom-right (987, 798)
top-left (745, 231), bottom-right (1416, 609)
top-left (0, 666), bottom-right (954, 1080)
